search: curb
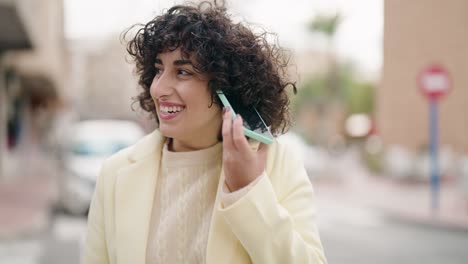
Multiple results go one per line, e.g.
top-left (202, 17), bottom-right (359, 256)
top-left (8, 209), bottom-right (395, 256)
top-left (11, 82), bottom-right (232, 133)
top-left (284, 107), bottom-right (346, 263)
top-left (377, 207), bottom-right (468, 233)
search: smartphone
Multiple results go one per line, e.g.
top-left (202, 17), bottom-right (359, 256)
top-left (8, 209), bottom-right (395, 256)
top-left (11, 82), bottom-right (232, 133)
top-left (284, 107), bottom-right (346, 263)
top-left (217, 90), bottom-right (274, 144)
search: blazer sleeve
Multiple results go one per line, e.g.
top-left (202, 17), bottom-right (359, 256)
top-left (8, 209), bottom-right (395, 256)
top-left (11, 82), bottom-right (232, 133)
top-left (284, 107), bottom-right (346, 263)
top-left (81, 160), bottom-right (110, 264)
top-left (218, 144), bottom-right (327, 264)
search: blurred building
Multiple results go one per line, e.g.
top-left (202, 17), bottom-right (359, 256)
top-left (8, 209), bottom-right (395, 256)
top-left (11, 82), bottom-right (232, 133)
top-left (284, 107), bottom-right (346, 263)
top-left (0, 0), bottom-right (66, 180)
top-left (378, 0), bottom-right (468, 155)
top-left (0, 0), bottom-right (30, 178)
top-left (67, 37), bottom-right (142, 121)
top-left (65, 32), bottom-right (162, 135)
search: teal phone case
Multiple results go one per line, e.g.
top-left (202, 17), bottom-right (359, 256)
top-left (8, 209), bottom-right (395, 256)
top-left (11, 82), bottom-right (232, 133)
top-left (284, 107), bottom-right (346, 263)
top-left (217, 90), bottom-right (274, 145)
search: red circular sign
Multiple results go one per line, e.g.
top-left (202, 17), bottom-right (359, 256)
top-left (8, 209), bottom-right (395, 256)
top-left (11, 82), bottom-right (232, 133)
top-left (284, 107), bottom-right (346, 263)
top-left (418, 65), bottom-right (451, 101)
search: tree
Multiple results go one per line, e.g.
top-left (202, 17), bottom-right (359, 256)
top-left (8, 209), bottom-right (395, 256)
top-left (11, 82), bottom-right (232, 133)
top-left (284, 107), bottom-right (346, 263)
top-left (304, 13), bottom-right (343, 146)
top-left (308, 13), bottom-right (342, 38)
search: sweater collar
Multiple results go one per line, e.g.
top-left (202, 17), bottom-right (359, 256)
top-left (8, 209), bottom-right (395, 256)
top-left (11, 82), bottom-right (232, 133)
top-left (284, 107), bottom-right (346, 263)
top-left (162, 139), bottom-right (222, 167)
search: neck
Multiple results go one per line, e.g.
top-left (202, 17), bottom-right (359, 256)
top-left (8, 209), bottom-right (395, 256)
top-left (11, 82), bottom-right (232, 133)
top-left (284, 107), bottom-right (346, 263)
top-left (169, 136), bottom-right (220, 152)
top-left (165, 113), bottom-right (223, 152)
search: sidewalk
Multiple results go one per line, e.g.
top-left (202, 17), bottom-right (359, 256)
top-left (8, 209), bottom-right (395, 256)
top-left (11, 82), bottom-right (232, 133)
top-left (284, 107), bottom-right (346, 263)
top-left (314, 166), bottom-right (468, 231)
top-left (0, 175), bottom-right (56, 239)
top-left (0, 141), bottom-right (63, 239)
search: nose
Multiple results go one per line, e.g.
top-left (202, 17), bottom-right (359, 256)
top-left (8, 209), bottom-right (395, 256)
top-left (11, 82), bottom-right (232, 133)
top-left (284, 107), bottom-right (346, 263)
top-left (150, 71), bottom-right (174, 99)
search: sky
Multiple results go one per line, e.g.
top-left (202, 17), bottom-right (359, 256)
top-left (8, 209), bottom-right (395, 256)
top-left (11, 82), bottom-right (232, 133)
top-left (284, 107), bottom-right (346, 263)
top-left (64, 0), bottom-right (383, 75)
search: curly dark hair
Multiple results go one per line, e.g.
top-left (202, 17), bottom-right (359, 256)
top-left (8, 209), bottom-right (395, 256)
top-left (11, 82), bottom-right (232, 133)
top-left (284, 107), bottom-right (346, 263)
top-left (123, 1), bottom-right (296, 135)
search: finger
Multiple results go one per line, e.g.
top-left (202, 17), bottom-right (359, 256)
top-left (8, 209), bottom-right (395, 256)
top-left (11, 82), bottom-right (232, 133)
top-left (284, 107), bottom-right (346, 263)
top-left (222, 107), bottom-right (235, 151)
top-left (232, 115), bottom-right (252, 155)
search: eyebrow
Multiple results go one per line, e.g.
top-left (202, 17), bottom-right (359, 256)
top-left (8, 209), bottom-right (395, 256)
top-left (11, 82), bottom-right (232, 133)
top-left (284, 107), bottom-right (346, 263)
top-left (154, 58), bottom-right (193, 66)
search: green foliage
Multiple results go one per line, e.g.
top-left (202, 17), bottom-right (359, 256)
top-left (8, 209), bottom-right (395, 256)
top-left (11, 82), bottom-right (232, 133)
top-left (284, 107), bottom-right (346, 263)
top-left (308, 13), bottom-right (342, 37)
top-left (292, 78), bottom-right (327, 110)
top-left (343, 80), bottom-right (375, 114)
top-left (293, 64), bottom-right (375, 115)
top-left (363, 149), bottom-right (384, 173)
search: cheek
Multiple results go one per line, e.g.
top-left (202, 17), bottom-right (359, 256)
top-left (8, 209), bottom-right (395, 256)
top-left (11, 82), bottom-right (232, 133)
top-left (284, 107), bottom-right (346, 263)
top-left (205, 104), bottom-right (222, 118)
top-left (198, 94), bottom-right (218, 114)
top-left (187, 99), bottom-right (217, 120)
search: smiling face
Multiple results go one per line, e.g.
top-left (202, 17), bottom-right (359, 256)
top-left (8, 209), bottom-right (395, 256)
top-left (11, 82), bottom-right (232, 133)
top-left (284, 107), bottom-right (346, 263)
top-left (150, 49), bottom-right (222, 151)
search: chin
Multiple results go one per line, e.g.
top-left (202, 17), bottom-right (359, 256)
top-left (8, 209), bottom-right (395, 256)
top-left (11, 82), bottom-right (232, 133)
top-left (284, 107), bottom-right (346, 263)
top-left (158, 124), bottom-right (179, 139)
top-left (158, 126), bottom-right (172, 137)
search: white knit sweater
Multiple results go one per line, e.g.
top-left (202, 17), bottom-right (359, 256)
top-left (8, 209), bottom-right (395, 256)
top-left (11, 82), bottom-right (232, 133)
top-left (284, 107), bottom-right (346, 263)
top-left (146, 141), bottom-right (263, 264)
top-left (146, 141), bottom-right (223, 264)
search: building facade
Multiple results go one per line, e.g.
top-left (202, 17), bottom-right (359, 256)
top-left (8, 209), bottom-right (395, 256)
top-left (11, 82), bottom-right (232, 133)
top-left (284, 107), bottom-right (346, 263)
top-left (0, 0), bottom-right (65, 179)
top-left (378, 0), bottom-right (468, 154)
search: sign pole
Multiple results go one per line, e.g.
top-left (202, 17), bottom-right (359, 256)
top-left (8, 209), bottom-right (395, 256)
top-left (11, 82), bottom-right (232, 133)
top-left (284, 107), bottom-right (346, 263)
top-left (429, 100), bottom-right (439, 214)
top-left (418, 64), bottom-right (451, 216)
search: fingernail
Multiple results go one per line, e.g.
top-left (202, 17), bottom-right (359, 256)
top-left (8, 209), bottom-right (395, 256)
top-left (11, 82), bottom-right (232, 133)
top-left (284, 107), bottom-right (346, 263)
top-left (224, 107), bottom-right (231, 117)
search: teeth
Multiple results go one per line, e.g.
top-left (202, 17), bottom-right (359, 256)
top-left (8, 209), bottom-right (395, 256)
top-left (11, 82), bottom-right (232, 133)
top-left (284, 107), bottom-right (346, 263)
top-left (161, 105), bottom-right (184, 113)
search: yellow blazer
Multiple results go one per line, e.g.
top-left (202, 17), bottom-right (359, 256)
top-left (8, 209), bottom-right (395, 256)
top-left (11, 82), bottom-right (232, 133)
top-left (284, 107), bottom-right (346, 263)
top-left (82, 130), bottom-right (327, 264)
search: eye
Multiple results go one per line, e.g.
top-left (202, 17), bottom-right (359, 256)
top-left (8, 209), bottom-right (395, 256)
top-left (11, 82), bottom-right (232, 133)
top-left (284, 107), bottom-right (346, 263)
top-left (178, 69), bottom-right (193, 76)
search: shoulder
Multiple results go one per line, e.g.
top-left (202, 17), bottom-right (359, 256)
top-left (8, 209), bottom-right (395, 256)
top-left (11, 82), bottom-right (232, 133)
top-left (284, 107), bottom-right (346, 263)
top-left (264, 134), bottom-right (311, 199)
top-left (101, 129), bottom-right (164, 174)
top-left (101, 145), bottom-right (133, 172)
top-left (267, 134), bottom-right (305, 168)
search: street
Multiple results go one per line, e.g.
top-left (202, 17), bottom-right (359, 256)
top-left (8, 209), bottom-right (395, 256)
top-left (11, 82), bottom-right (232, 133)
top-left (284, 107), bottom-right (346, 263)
top-left (1, 202), bottom-right (467, 264)
top-left (0, 213), bottom-right (86, 264)
top-left (318, 200), bottom-right (468, 264)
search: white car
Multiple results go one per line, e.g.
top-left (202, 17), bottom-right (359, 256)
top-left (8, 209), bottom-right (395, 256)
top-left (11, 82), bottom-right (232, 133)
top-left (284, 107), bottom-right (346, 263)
top-left (59, 119), bottom-right (146, 215)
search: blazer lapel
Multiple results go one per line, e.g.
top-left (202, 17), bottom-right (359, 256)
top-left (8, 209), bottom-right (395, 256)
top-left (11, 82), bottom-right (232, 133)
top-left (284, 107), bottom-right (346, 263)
top-left (114, 130), bottom-right (165, 263)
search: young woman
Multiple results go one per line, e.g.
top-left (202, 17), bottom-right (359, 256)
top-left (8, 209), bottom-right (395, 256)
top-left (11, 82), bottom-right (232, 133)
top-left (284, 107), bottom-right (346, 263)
top-left (82, 2), bottom-right (327, 263)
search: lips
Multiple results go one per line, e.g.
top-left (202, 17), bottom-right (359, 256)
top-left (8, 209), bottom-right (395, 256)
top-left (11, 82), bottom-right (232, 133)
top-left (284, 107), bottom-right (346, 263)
top-left (158, 102), bottom-right (186, 120)
top-left (160, 105), bottom-right (184, 114)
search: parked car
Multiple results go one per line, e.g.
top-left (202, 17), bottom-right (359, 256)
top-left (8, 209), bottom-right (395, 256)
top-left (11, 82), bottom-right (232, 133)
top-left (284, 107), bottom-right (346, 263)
top-left (58, 119), bottom-right (145, 215)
